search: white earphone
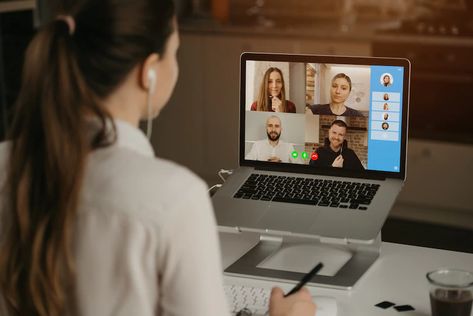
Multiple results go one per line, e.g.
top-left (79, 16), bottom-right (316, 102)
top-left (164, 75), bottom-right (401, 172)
top-left (147, 69), bottom-right (157, 94)
top-left (146, 69), bottom-right (157, 139)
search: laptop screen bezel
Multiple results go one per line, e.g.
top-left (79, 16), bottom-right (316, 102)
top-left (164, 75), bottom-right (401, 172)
top-left (239, 52), bottom-right (410, 180)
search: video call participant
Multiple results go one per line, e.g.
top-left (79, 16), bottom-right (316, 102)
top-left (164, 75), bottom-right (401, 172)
top-left (309, 120), bottom-right (364, 170)
top-left (0, 1), bottom-right (315, 316)
top-left (246, 115), bottom-right (298, 163)
top-left (382, 74), bottom-right (392, 87)
top-left (308, 73), bottom-right (363, 117)
top-left (250, 67), bottom-right (296, 113)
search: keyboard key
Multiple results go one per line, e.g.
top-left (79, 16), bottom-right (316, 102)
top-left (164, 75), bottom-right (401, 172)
top-left (272, 197), bottom-right (317, 206)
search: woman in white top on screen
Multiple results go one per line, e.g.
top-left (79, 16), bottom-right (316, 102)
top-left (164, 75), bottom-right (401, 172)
top-left (0, 1), bottom-right (315, 316)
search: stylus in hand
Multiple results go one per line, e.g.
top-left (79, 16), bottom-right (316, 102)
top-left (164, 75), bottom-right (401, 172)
top-left (285, 262), bottom-right (324, 297)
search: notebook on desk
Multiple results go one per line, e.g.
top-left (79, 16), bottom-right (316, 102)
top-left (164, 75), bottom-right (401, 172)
top-left (212, 52), bottom-right (410, 242)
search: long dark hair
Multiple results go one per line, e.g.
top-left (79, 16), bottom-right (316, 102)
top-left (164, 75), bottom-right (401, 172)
top-left (0, 1), bottom-right (174, 315)
top-left (256, 67), bottom-right (287, 112)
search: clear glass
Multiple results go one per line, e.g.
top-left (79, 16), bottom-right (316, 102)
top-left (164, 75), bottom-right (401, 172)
top-left (427, 269), bottom-right (473, 316)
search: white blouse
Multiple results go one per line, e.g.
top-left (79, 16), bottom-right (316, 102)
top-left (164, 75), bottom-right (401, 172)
top-left (0, 119), bottom-right (230, 316)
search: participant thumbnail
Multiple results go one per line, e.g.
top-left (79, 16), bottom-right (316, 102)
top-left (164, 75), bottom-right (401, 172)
top-left (305, 115), bottom-right (368, 170)
top-left (245, 61), bottom-right (306, 113)
top-left (245, 111), bottom-right (306, 163)
top-left (380, 73), bottom-right (393, 87)
top-left (306, 63), bottom-right (370, 117)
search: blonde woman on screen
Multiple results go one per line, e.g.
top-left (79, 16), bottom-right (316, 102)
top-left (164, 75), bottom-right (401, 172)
top-left (308, 73), bottom-right (363, 116)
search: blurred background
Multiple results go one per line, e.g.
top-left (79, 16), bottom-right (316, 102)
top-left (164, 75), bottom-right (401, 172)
top-left (1, 0), bottom-right (472, 251)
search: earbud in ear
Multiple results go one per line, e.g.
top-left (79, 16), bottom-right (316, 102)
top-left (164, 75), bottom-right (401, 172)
top-left (147, 69), bottom-right (157, 94)
top-left (146, 69), bottom-right (157, 139)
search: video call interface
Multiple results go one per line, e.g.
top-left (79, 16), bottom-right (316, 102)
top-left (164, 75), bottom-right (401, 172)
top-left (244, 60), bottom-right (405, 173)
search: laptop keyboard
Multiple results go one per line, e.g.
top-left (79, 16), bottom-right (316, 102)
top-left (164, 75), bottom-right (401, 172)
top-left (224, 284), bottom-right (269, 315)
top-left (233, 174), bottom-right (380, 210)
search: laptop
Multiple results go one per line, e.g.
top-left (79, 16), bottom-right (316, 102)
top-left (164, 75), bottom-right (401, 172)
top-left (212, 52), bottom-right (410, 242)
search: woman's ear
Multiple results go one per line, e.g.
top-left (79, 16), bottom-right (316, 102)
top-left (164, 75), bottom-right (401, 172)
top-left (140, 53), bottom-right (160, 91)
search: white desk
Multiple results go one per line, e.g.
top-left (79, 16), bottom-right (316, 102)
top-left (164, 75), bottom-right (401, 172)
top-left (219, 230), bottom-right (473, 316)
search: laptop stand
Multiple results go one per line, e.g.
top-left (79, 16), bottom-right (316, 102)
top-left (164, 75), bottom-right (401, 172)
top-left (222, 230), bottom-right (381, 290)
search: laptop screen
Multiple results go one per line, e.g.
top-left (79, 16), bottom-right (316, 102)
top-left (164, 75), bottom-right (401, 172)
top-left (240, 53), bottom-right (410, 179)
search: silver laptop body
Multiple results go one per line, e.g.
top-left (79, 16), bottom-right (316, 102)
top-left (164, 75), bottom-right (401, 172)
top-left (213, 53), bottom-right (410, 242)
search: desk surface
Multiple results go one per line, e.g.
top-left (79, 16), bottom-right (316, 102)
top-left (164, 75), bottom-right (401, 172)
top-left (219, 230), bottom-right (473, 316)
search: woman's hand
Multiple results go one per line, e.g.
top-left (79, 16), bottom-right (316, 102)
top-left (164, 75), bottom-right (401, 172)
top-left (271, 96), bottom-right (283, 112)
top-left (269, 287), bottom-right (316, 316)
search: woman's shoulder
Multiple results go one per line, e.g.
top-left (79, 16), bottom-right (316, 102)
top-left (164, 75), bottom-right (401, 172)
top-left (286, 100), bottom-right (296, 113)
top-left (343, 106), bottom-right (363, 116)
top-left (310, 104), bottom-right (331, 114)
top-left (250, 101), bottom-right (257, 111)
top-left (84, 148), bottom-right (207, 218)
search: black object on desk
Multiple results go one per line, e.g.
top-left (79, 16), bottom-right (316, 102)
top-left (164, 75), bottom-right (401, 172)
top-left (235, 307), bottom-right (253, 316)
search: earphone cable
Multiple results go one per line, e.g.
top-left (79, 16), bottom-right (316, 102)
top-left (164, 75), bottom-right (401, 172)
top-left (146, 88), bottom-right (153, 139)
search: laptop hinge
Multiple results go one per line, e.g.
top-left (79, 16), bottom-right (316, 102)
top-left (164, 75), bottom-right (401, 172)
top-left (227, 226), bottom-right (375, 247)
top-left (259, 234), bottom-right (283, 243)
top-left (319, 236), bottom-right (349, 245)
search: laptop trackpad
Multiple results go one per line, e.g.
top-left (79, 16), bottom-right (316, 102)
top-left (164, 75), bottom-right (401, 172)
top-left (256, 203), bottom-right (317, 233)
top-left (257, 244), bottom-right (352, 276)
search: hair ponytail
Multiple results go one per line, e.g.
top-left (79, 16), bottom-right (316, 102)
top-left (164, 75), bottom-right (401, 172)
top-left (0, 20), bottom-right (108, 316)
top-left (0, 1), bottom-right (175, 314)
